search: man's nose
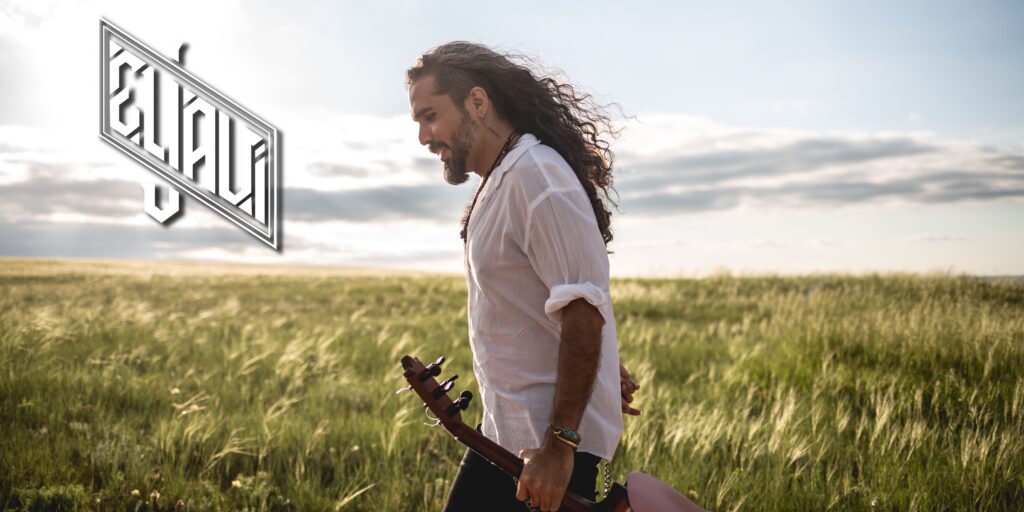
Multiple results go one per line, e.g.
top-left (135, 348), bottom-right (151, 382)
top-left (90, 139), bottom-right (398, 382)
top-left (418, 124), bottom-right (432, 147)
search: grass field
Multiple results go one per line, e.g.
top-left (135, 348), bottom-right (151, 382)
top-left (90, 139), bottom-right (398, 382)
top-left (1, 258), bottom-right (1022, 511)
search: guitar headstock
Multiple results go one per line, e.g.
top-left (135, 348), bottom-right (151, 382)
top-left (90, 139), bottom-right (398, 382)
top-left (399, 355), bottom-right (473, 433)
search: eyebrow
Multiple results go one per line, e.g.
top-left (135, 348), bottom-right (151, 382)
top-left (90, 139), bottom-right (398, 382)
top-left (412, 106), bottom-right (433, 121)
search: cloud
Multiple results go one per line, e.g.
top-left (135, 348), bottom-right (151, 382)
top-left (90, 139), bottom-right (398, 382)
top-left (288, 234), bottom-right (464, 268)
top-left (307, 162), bottom-right (372, 178)
top-left (0, 0), bottom-right (57, 29)
top-left (2, 113), bottom-right (1022, 271)
top-left (623, 174), bottom-right (1024, 216)
top-left (0, 158), bottom-right (473, 225)
top-left (806, 238), bottom-right (842, 247)
top-left (0, 219), bottom-right (252, 260)
top-left (990, 155), bottom-right (1024, 170)
top-left (285, 184), bottom-right (470, 223)
top-left (619, 135), bottom-right (936, 190)
top-left (0, 168), bottom-right (140, 219)
top-left (0, 172), bottom-right (473, 225)
top-left (613, 116), bottom-right (1024, 216)
top-left (903, 233), bottom-right (966, 243)
top-left (749, 238), bottom-right (790, 249)
top-left (5, 113), bottom-right (1024, 228)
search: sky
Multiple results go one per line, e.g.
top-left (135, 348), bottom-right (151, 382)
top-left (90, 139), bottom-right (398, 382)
top-left (1, 0), bottom-right (1022, 276)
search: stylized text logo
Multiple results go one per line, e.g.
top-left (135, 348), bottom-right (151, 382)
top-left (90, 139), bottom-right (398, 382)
top-left (99, 19), bottom-right (280, 249)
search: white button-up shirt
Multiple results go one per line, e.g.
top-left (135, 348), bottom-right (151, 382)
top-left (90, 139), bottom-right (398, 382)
top-left (465, 133), bottom-right (623, 461)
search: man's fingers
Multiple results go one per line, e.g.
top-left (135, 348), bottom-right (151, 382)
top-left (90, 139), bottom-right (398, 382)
top-left (620, 377), bottom-right (639, 395)
top-left (620, 364), bottom-right (640, 388)
top-left (549, 487), bottom-right (566, 511)
top-left (516, 449), bottom-right (536, 505)
top-left (621, 397), bottom-right (642, 415)
top-left (620, 371), bottom-right (641, 415)
top-left (515, 478), bottom-right (528, 502)
top-left (535, 485), bottom-right (557, 512)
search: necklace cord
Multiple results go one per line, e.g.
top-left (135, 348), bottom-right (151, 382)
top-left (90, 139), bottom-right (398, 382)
top-left (460, 131), bottom-right (522, 243)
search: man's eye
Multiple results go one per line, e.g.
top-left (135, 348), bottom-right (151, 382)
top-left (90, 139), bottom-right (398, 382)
top-left (426, 113), bottom-right (437, 122)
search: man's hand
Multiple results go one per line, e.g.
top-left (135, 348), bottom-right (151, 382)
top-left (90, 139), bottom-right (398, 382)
top-left (620, 363), bottom-right (641, 416)
top-left (516, 438), bottom-right (574, 512)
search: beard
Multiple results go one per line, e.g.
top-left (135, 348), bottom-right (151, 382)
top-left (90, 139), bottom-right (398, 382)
top-left (437, 108), bottom-right (476, 186)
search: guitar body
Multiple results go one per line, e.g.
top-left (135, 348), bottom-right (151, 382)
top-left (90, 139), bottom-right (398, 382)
top-left (591, 475), bottom-right (706, 512)
top-left (624, 472), bottom-right (706, 512)
top-left (399, 355), bottom-right (707, 512)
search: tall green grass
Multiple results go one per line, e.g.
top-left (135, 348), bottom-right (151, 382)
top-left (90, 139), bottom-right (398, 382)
top-left (1, 259), bottom-right (1021, 511)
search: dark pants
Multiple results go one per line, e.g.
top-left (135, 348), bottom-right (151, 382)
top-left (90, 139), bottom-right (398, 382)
top-left (442, 446), bottom-right (601, 512)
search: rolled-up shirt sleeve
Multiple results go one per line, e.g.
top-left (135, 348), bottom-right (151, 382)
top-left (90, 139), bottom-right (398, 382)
top-left (523, 188), bottom-right (612, 325)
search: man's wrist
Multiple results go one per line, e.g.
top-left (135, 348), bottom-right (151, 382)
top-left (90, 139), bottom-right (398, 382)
top-left (542, 433), bottom-right (576, 457)
top-left (547, 425), bottom-right (581, 452)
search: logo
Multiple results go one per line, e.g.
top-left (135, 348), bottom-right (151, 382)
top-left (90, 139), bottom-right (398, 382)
top-left (99, 19), bottom-right (281, 250)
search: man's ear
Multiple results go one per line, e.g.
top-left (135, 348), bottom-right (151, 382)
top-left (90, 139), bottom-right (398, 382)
top-left (466, 86), bottom-right (489, 120)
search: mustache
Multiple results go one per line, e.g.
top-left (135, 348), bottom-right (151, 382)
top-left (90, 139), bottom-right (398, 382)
top-left (427, 142), bottom-right (450, 154)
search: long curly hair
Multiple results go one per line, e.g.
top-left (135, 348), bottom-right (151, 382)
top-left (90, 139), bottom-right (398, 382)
top-left (407, 41), bottom-right (619, 246)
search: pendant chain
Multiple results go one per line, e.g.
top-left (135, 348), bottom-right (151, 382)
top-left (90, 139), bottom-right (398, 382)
top-left (460, 131), bottom-right (522, 243)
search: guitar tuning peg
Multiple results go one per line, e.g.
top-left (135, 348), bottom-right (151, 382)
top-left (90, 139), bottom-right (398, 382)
top-left (432, 374), bottom-right (459, 399)
top-left (421, 357), bottom-right (445, 382)
top-left (445, 390), bottom-right (473, 417)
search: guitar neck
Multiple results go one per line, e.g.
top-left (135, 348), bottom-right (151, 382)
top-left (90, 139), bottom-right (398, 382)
top-left (449, 422), bottom-right (524, 475)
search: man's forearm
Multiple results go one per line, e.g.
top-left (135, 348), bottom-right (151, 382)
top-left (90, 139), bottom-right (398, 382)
top-left (549, 298), bottom-right (605, 433)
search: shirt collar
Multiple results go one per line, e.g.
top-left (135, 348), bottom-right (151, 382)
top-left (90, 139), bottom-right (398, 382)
top-left (485, 133), bottom-right (541, 191)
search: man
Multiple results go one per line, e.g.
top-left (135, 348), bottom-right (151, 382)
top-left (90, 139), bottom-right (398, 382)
top-left (407, 42), bottom-right (640, 512)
